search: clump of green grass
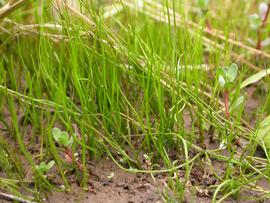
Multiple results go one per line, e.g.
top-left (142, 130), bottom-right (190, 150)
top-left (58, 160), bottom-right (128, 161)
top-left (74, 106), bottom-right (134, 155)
top-left (0, 0), bottom-right (270, 202)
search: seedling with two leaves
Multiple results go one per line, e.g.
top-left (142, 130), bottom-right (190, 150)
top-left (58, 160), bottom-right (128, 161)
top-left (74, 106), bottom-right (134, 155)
top-left (52, 127), bottom-right (73, 147)
top-left (35, 160), bottom-right (55, 175)
top-left (52, 127), bottom-right (83, 170)
top-left (217, 63), bottom-right (270, 153)
top-left (34, 128), bottom-right (75, 176)
top-left (216, 63), bottom-right (244, 119)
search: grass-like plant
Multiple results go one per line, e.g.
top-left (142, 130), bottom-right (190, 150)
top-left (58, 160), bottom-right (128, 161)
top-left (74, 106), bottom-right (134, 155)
top-left (0, 0), bottom-right (270, 202)
top-left (196, 0), bottom-right (211, 29)
top-left (256, 115), bottom-right (270, 157)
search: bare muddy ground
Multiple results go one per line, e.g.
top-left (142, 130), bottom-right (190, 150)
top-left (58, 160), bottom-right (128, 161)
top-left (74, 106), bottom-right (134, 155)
top-left (47, 159), bottom-right (164, 203)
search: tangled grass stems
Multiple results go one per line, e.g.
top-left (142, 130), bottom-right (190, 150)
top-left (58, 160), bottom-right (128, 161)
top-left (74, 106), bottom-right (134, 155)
top-left (0, 0), bottom-right (270, 202)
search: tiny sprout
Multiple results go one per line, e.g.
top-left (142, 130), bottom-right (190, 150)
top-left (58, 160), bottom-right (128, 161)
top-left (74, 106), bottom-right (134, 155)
top-left (216, 63), bottom-right (239, 118)
top-left (216, 63), bottom-right (238, 89)
top-left (196, 0), bottom-right (209, 9)
top-left (35, 160), bottom-right (55, 174)
top-left (249, 13), bottom-right (262, 30)
top-left (52, 127), bottom-right (73, 147)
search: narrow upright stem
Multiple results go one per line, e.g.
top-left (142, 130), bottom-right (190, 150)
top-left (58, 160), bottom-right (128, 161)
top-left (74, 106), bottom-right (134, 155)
top-left (224, 90), bottom-right (230, 119)
top-left (206, 19), bottom-right (212, 31)
top-left (256, 3), bottom-right (270, 50)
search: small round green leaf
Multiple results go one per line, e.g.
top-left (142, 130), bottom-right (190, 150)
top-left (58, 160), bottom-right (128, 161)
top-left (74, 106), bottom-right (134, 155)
top-left (249, 13), bottom-right (262, 30)
top-left (227, 63), bottom-right (238, 82)
top-left (52, 127), bottom-right (61, 138)
top-left (36, 160), bottom-right (55, 174)
top-left (196, 0), bottom-right (209, 8)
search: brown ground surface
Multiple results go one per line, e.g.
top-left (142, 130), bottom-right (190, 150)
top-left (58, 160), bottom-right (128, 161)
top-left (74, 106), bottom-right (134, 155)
top-left (47, 159), bottom-right (164, 203)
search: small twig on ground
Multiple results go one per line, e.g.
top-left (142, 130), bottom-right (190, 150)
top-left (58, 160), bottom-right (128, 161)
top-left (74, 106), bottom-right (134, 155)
top-left (0, 191), bottom-right (37, 203)
top-left (0, 0), bottom-right (29, 21)
top-left (55, 0), bottom-right (95, 28)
